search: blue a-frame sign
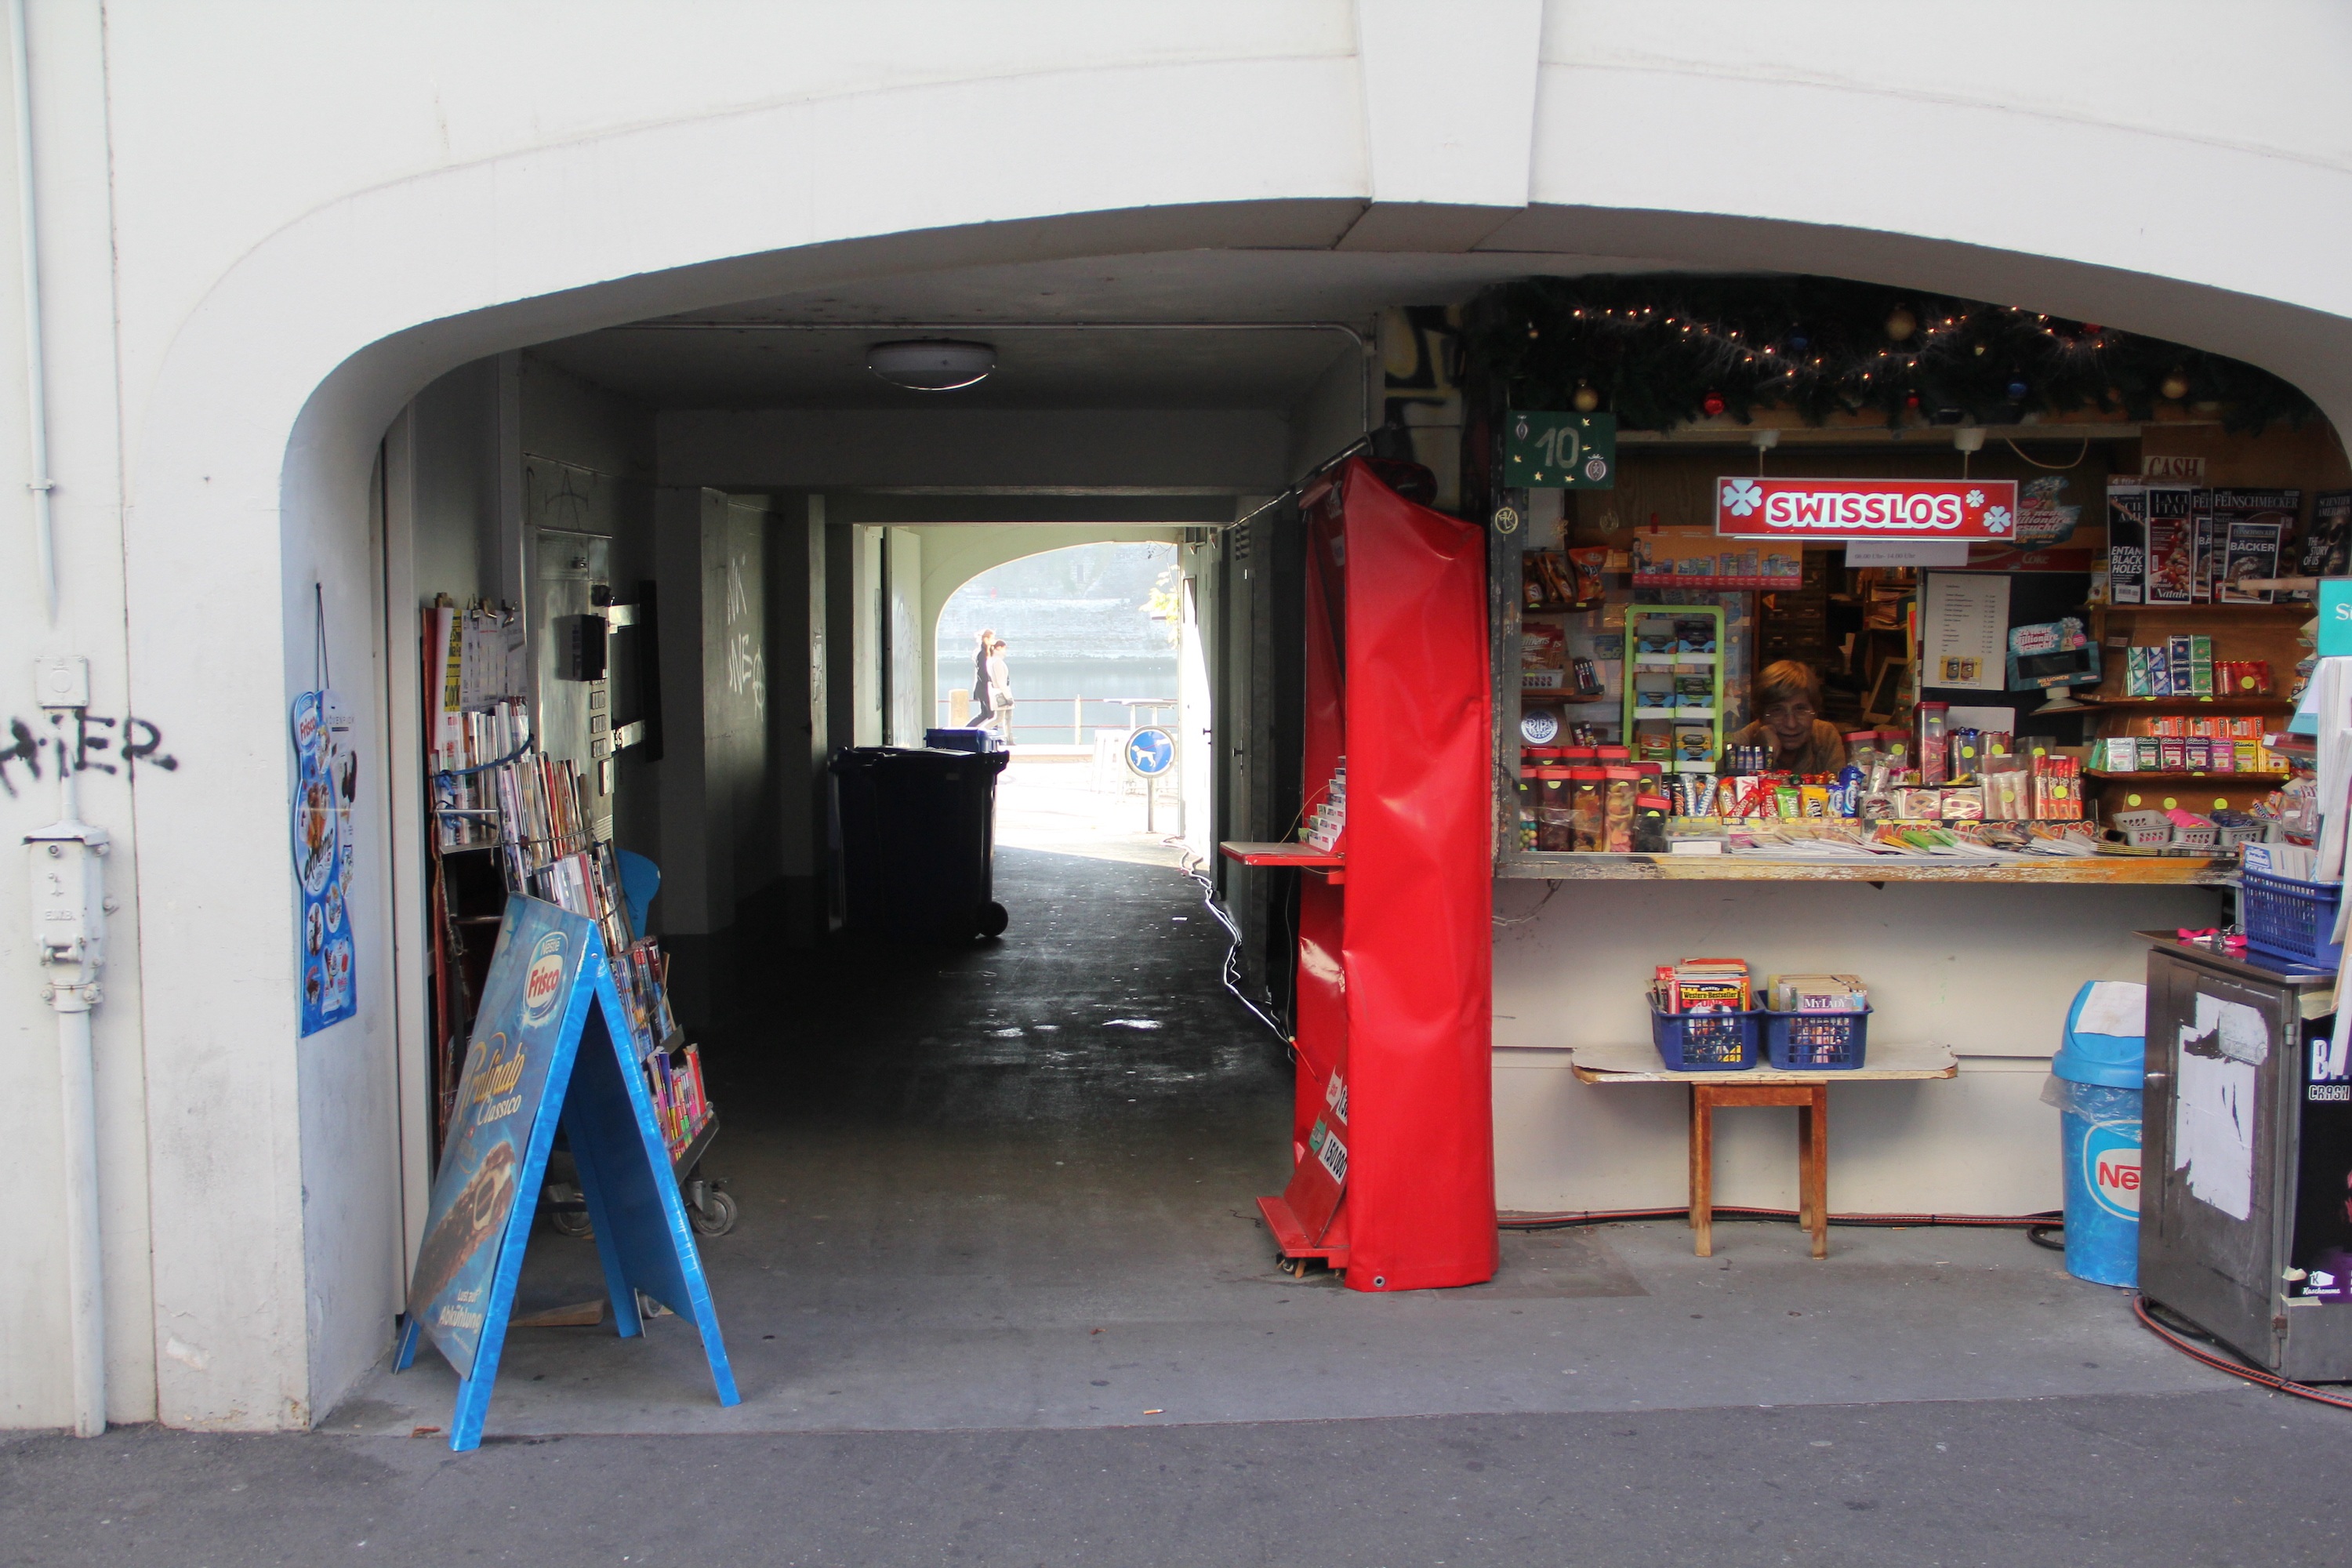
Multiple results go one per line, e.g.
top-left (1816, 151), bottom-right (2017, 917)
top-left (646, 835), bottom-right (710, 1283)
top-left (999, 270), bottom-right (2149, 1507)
top-left (395, 895), bottom-right (738, 1450)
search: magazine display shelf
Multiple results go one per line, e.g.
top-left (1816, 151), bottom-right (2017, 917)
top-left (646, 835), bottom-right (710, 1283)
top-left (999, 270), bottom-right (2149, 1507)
top-left (1220, 459), bottom-right (1497, 1293)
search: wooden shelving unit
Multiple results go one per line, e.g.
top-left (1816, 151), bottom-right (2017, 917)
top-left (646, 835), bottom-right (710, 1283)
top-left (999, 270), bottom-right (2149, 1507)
top-left (2077, 597), bottom-right (2310, 820)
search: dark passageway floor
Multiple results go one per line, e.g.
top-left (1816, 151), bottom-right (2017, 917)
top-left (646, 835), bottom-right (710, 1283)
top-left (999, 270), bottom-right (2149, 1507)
top-left (329, 845), bottom-right (2244, 1443)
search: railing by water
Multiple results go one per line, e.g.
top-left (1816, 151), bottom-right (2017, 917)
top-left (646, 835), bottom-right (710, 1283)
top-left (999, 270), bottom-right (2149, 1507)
top-left (935, 693), bottom-right (1178, 746)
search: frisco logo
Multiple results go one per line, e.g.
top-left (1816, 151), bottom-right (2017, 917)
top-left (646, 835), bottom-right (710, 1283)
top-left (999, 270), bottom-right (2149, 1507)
top-left (521, 931), bottom-right (568, 1027)
top-left (1716, 477), bottom-right (2019, 540)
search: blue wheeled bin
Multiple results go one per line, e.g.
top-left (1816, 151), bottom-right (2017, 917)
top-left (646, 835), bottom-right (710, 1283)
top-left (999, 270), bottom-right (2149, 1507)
top-left (2051, 982), bottom-right (2147, 1287)
top-left (828, 746), bottom-right (1011, 944)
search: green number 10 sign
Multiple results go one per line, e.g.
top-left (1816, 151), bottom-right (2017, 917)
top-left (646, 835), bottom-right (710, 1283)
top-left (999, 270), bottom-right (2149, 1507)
top-left (1504, 411), bottom-right (1616, 489)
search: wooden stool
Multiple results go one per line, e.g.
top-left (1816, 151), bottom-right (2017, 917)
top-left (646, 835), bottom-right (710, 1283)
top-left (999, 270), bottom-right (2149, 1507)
top-left (1688, 1081), bottom-right (1829, 1258)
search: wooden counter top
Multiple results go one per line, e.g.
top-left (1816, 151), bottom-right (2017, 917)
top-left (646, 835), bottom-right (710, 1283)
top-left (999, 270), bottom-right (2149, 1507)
top-left (1498, 851), bottom-right (2234, 885)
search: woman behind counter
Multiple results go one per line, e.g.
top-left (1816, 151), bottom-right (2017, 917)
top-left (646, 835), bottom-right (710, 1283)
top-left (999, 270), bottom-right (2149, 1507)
top-left (1726, 660), bottom-right (1850, 774)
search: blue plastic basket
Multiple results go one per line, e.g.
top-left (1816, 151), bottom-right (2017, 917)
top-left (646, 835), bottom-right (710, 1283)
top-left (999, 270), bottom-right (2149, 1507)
top-left (1650, 1005), bottom-right (1761, 1071)
top-left (2239, 869), bottom-right (2345, 969)
top-left (1763, 1007), bottom-right (1871, 1071)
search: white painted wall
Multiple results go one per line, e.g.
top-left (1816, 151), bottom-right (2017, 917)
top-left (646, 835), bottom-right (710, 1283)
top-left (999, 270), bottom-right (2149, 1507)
top-left (884, 530), bottom-right (925, 747)
top-left (5, 0), bottom-right (2352, 1431)
top-left (1490, 881), bottom-right (2224, 1214)
top-left (850, 526), bottom-right (885, 749)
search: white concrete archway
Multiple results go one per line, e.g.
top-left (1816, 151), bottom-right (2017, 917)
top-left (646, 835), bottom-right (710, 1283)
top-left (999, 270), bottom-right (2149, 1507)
top-left (108, 16), bottom-right (2352, 1430)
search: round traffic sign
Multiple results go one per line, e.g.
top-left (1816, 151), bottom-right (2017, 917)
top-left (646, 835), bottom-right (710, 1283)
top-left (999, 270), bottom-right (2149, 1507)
top-left (1124, 726), bottom-right (1176, 779)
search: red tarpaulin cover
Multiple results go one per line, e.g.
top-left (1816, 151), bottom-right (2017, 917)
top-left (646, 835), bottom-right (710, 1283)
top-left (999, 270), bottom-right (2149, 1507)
top-left (1270, 459), bottom-right (1496, 1291)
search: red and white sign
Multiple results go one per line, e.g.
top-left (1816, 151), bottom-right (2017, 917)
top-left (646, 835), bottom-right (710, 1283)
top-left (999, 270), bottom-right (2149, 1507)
top-left (1715, 477), bottom-right (2020, 541)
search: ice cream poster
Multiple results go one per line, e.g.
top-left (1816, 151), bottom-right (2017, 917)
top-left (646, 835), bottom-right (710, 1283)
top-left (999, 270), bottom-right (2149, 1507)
top-left (407, 899), bottom-right (579, 1380)
top-left (291, 688), bottom-right (358, 1035)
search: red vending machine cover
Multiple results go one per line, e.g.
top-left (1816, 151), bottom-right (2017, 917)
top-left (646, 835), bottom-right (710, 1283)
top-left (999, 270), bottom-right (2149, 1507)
top-left (1275, 459), bottom-right (1496, 1290)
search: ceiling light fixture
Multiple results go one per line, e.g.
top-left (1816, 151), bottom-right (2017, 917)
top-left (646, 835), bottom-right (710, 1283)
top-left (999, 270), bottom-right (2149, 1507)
top-left (866, 339), bottom-right (995, 391)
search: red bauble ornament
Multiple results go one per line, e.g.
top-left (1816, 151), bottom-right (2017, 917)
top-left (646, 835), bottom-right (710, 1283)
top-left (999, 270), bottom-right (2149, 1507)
top-left (1701, 391), bottom-right (1726, 417)
top-left (1904, 391), bottom-right (1922, 411)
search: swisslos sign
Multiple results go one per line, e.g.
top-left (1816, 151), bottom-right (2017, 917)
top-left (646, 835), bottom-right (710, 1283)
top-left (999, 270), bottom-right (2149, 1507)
top-left (1715, 477), bottom-right (2019, 541)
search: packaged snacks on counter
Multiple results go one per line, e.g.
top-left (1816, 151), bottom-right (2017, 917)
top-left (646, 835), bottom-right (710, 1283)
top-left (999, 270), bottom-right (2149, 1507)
top-left (1602, 767), bottom-right (1640, 852)
top-left (1632, 793), bottom-right (1671, 853)
top-left (2031, 753), bottom-right (2083, 819)
top-left (1917, 702), bottom-right (1951, 786)
top-left (1568, 768), bottom-right (1605, 851)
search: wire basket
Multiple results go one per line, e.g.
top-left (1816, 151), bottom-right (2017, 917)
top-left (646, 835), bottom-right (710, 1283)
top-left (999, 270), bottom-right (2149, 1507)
top-left (1763, 1007), bottom-right (1871, 1071)
top-left (2239, 869), bottom-right (2346, 969)
top-left (1650, 1005), bottom-right (1761, 1071)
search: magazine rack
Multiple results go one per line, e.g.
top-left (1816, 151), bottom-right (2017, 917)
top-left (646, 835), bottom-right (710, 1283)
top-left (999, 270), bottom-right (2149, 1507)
top-left (1223, 459), bottom-right (1497, 1292)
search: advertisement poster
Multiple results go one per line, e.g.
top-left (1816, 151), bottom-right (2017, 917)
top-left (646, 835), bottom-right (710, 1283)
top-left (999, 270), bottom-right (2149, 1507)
top-left (2013, 476), bottom-right (2082, 546)
top-left (291, 688), bottom-right (358, 1035)
top-left (408, 899), bottom-right (579, 1380)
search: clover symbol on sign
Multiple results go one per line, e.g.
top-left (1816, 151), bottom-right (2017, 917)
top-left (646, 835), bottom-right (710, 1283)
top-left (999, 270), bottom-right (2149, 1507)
top-left (1984, 506), bottom-right (2013, 532)
top-left (1965, 488), bottom-right (1985, 508)
top-left (1721, 478), bottom-right (1763, 517)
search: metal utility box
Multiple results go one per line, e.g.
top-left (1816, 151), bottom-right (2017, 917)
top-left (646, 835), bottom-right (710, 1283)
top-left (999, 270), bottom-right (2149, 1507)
top-left (2138, 932), bottom-right (2352, 1380)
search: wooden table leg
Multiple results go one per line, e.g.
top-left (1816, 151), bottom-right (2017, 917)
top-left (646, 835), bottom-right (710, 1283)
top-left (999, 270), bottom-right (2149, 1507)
top-left (1799, 1087), bottom-right (1829, 1258)
top-left (1688, 1085), bottom-right (1713, 1258)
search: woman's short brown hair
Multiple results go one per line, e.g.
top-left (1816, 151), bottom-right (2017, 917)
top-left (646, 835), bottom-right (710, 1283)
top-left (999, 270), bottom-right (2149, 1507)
top-left (1754, 660), bottom-right (1823, 714)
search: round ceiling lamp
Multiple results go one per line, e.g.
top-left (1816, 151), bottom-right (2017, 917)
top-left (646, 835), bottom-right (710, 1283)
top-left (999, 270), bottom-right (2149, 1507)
top-left (866, 339), bottom-right (995, 391)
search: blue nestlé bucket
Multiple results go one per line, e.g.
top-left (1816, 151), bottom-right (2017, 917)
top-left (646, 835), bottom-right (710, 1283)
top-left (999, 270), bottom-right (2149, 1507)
top-left (2050, 982), bottom-right (2147, 1288)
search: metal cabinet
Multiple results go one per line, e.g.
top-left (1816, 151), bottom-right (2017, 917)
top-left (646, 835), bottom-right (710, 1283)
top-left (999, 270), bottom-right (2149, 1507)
top-left (2139, 936), bottom-right (2350, 1379)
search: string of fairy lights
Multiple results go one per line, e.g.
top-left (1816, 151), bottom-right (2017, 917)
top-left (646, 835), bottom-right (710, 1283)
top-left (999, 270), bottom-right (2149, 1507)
top-left (1466, 278), bottom-right (2304, 433)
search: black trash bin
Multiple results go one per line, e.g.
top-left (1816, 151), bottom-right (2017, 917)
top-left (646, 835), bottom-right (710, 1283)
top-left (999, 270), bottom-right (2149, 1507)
top-left (828, 746), bottom-right (1011, 943)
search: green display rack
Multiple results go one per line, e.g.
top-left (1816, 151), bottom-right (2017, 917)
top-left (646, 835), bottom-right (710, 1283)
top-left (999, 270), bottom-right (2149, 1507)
top-left (1621, 604), bottom-right (1727, 774)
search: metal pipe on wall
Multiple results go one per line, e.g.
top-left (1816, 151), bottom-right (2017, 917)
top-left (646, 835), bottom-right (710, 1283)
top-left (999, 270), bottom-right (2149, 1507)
top-left (9, 0), bottom-right (52, 621)
top-left (13, 0), bottom-right (106, 1437)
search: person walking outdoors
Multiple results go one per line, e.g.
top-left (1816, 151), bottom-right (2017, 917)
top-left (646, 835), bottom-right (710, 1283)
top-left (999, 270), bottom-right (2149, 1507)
top-left (969, 628), bottom-right (996, 728)
top-left (986, 635), bottom-right (1014, 743)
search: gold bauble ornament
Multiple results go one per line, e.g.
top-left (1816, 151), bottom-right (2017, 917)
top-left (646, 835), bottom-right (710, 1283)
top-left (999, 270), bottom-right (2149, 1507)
top-left (1885, 307), bottom-right (1918, 342)
top-left (2161, 370), bottom-right (2191, 401)
top-left (1572, 385), bottom-right (1600, 413)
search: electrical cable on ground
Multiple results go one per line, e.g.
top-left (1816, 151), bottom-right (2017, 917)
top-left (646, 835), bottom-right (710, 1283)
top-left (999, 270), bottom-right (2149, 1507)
top-left (1499, 1205), bottom-right (2062, 1232)
top-left (1170, 840), bottom-right (1290, 1047)
top-left (2132, 1294), bottom-right (2352, 1411)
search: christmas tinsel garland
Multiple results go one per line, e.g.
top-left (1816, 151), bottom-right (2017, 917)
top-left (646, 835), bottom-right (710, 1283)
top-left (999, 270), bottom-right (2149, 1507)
top-left (1462, 274), bottom-right (2316, 435)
